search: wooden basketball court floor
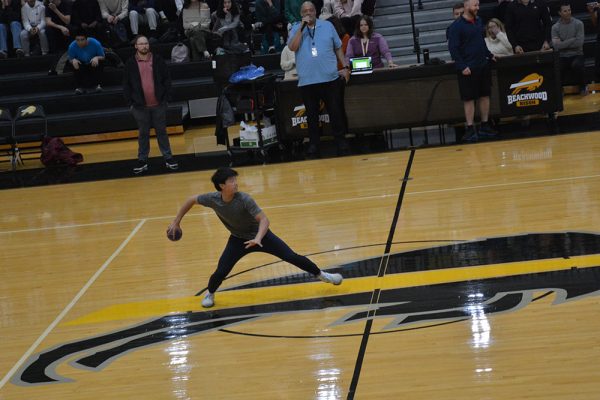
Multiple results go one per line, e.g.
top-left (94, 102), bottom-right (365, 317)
top-left (1, 129), bottom-right (600, 399)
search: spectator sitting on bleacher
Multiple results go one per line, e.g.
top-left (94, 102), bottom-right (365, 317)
top-left (157, 0), bottom-right (183, 22)
top-left (98, 0), bottom-right (129, 47)
top-left (211, 0), bottom-right (244, 52)
top-left (446, 2), bottom-right (464, 40)
top-left (255, 0), bottom-right (286, 53)
top-left (484, 18), bottom-right (513, 57)
top-left (129, 0), bottom-right (160, 38)
top-left (345, 15), bottom-right (397, 69)
top-left (587, 1), bottom-right (599, 81)
top-left (319, 0), bottom-right (334, 20)
top-left (333, 0), bottom-right (361, 35)
top-left (0, 0), bottom-right (24, 58)
top-left (20, 0), bottom-right (49, 56)
top-left (285, 0), bottom-right (303, 26)
top-left (182, 0), bottom-right (211, 59)
top-left (505, 0), bottom-right (551, 54)
top-left (71, 0), bottom-right (106, 44)
top-left (68, 29), bottom-right (105, 93)
top-left (44, 0), bottom-right (72, 54)
top-left (493, 0), bottom-right (511, 23)
top-left (552, 2), bottom-right (586, 94)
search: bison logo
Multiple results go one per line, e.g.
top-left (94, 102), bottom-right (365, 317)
top-left (510, 73), bottom-right (544, 95)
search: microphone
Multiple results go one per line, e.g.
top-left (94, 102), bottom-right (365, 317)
top-left (301, 21), bottom-right (307, 31)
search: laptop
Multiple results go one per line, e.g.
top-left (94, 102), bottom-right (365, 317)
top-left (349, 57), bottom-right (373, 75)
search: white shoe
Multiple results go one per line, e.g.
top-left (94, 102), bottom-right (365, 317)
top-left (318, 271), bottom-right (343, 285)
top-left (201, 292), bottom-right (215, 308)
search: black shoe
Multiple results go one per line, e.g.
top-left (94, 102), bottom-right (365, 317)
top-left (478, 122), bottom-right (498, 138)
top-left (165, 158), bottom-right (179, 170)
top-left (337, 139), bottom-right (352, 156)
top-left (461, 126), bottom-right (478, 143)
top-left (305, 144), bottom-right (320, 160)
top-left (75, 88), bottom-right (85, 95)
top-left (133, 159), bottom-right (148, 174)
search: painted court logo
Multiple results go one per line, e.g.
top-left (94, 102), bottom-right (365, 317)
top-left (11, 232), bottom-right (600, 386)
top-left (507, 73), bottom-right (548, 107)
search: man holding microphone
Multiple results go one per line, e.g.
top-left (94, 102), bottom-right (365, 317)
top-left (288, 1), bottom-right (351, 159)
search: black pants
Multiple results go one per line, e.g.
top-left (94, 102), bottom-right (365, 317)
top-left (73, 62), bottom-right (103, 88)
top-left (260, 16), bottom-right (287, 47)
top-left (207, 230), bottom-right (321, 293)
top-left (299, 77), bottom-right (348, 148)
top-left (559, 55), bottom-right (585, 87)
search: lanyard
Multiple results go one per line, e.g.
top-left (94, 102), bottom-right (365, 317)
top-left (361, 39), bottom-right (369, 57)
top-left (308, 26), bottom-right (316, 45)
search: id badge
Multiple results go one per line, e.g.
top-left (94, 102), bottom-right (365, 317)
top-left (311, 47), bottom-right (318, 57)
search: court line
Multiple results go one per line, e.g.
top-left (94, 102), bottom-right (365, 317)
top-left (0, 219), bottom-right (146, 390)
top-left (1, 173), bottom-right (599, 236)
top-left (347, 149), bottom-right (416, 400)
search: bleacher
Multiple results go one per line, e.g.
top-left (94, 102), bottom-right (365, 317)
top-left (376, 0), bottom-right (599, 83)
top-left (0, 41), bottom-right (284, 140)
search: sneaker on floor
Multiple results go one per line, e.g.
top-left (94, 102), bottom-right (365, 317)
top-left (133, 159), bottom-right (148, 174)
top-left (318, 271), bottom-right (343, 285)
top-left (75, 87), bottom-right (85, 95)
top-left (15, 48), bottom-right (24, 58)
top-left (268, 46), bottom-right (276, 54)
top-left (0, 51), bottom-right (7, 59)
top-left (203, 50), bottom-right (211, 59)
top-left (201, 292), bottom-right (215, 308)
top-left (461, 125), bottom-right (478, 142)
top-left (477, 122), bottom-right (497, 138)
top-left (165, 158), bottom-right (179, 170)
top-left (95, 84), bottom-right (103, 92)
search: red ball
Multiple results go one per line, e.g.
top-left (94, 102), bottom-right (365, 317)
top-left (167, 227), bottom-right (182, 241)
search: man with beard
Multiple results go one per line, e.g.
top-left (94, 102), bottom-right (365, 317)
top-left (448, 0), bottom-right (496, 143)
top-left (123, 35), bottom-right (178, 174)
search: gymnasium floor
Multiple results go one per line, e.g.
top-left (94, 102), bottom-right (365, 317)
top-left (1, 116), bottom-right (600, 398)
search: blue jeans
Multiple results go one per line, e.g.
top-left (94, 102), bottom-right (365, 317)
top-left (130, 103), bottom-right (173, 161)
top-left (0, 21), bottom-right (23, 53)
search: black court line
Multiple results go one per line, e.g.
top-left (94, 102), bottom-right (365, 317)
top-left (347, 149), bottom-right (416, 400)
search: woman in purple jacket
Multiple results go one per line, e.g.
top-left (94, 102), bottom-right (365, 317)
top-left (345, 15), bottom-right (398, 69)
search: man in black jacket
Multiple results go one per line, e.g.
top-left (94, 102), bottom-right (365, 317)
top-left (505, 0), bottom-right (552, 53)
top-left (123, 35), bottom-right (178, 174)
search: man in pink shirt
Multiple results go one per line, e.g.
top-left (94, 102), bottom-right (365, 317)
top-left (123, 35), bottom-right (178, 174)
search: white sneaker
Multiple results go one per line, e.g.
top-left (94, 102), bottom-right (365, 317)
top-left (201, 292), bottom-right (215, 308)
top-left (318, 271), bottom-right (343, 285)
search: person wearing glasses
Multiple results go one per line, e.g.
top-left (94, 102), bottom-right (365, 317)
top-left (67, 28), bottom-right (105, 94)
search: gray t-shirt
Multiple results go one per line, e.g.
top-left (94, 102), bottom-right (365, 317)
top-left (197, 191), bottom-right (262, 239)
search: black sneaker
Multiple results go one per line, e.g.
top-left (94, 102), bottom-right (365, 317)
top-left (75, 88), bottom-right (85, 95)
top-left (305, 144), bottom-right (320, 160)
top-left (461, 125), bottom-right (478, 143)
top-left (478, 122), bottom-right (498, 138)
top-left (165, 158), bottom-right (179, 170)
top-left (133, 160), bottom-right (148, 174)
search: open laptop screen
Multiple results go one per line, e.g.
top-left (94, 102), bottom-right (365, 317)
top-left (350, 57), bottom-right (373, 75)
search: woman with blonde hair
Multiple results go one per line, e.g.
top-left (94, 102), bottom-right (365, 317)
top-left (484, 18), bottom-right (513, 57)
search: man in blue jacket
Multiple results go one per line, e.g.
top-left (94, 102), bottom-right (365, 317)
top-left (448, 0), bottom-right (496, 142)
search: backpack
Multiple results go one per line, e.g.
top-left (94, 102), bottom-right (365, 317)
top-left (41, 137), bottom-right (84, 166)
top-left (171, 43), bottom-right (190, 63)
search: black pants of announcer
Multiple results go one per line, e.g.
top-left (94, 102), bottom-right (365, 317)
top-left (299, 76), bottom-right (348, 151)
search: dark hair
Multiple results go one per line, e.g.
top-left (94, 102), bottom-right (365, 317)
top-left (133, 34), bottom-right (148, 45)
top-left (216, 0), bottom-right (239, 19)
top-left (559, 1), bottom-right (571, 10)
top-left (211, 167), bottom-right (238, 191)
top-left (327, 16), bottom-right (345, 39)
top-left (72, 27), bottom-right (88, 38)
top-left (354, 15), bottom-right (373, 39)
top-left (453, 2), bottom-right (464, 10)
